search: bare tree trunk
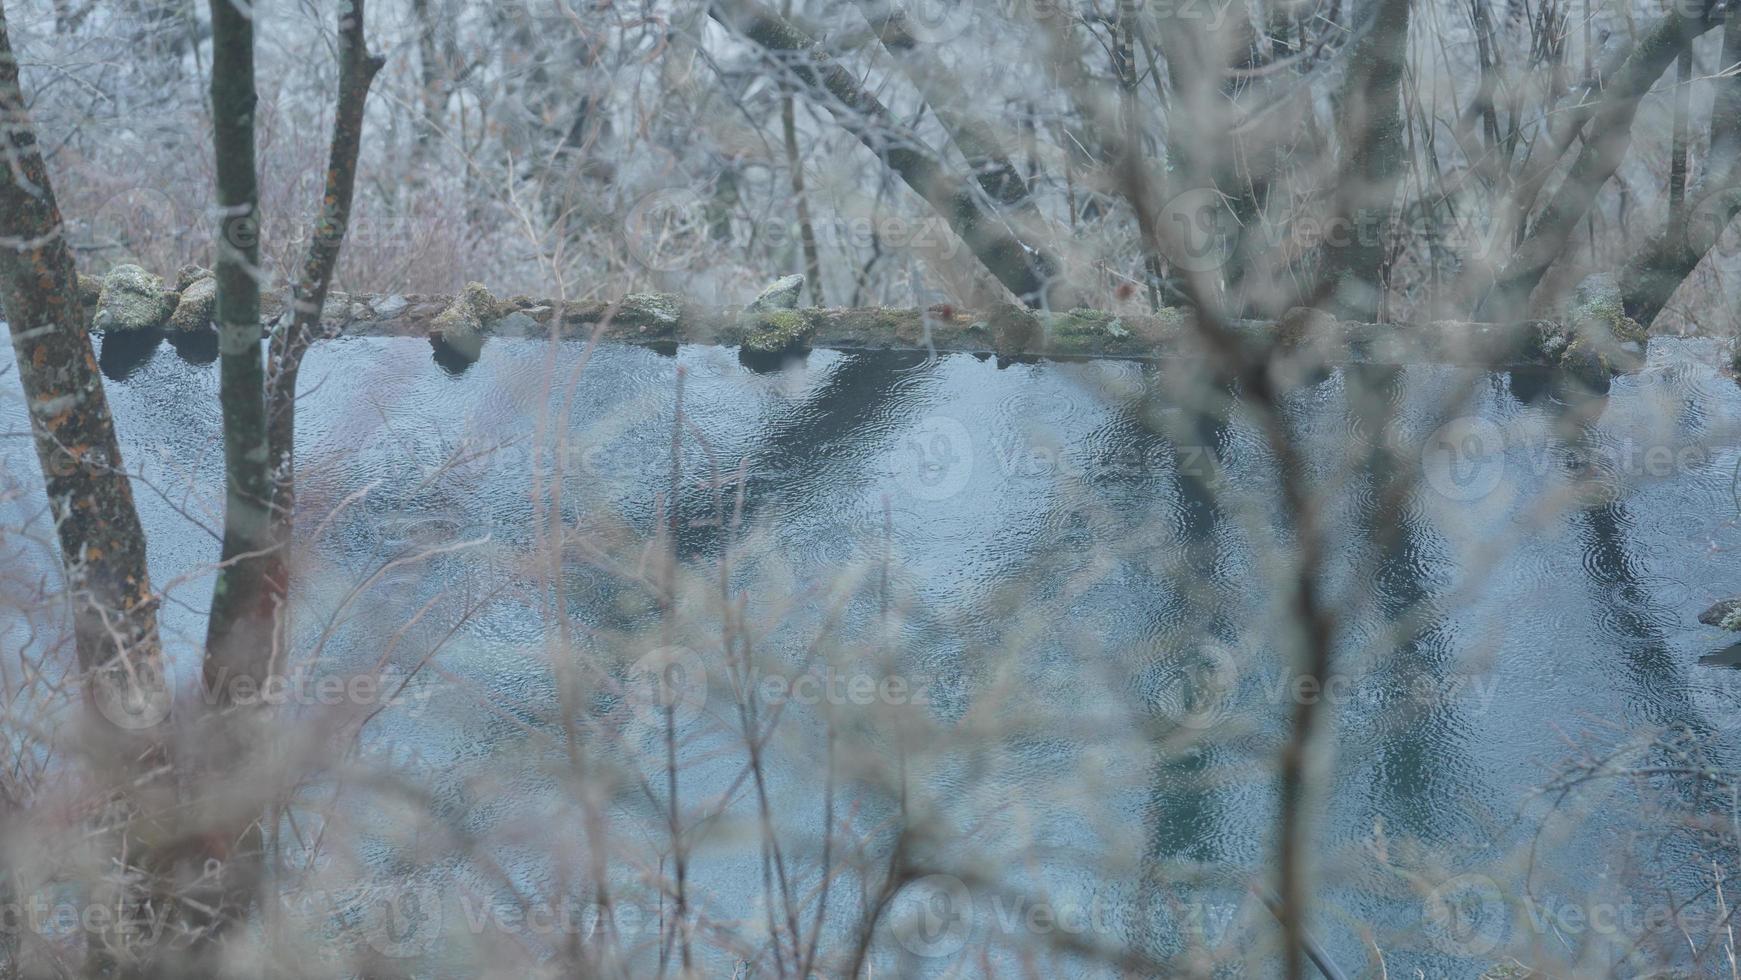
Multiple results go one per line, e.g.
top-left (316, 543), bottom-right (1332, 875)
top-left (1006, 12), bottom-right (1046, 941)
top-left (0, 6), bottom-right (172, 973)
top-left (265, 0), bottom-right (385, 632)
top-left (780, 87), bottom-right (825, 304)
top-left (0, 10), bottom-right (162, 706)
top-left (191, 0), bottom-right (279, 952)
top-left (1483, 4), bottom-right (1719, 318)
top-left (710, 0), bottom-right (1064, 307)
top-left (1322, 0), bottom-right (1413, 320)
top-left (204, 0), bottom-right (277, 697)
top-left (1670, 47), bottom-right (1692, 226)
top-left (1619, 9), bottom-right (1741, 326)
top-left (851, 0), bottom-right (1031, 208)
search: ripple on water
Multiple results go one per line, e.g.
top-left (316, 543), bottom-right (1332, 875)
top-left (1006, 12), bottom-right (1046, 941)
top-left (15, 335), bottom-right (1741, 975)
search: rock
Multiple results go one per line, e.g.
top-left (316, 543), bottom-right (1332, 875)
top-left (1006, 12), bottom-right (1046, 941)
top-left (168, 274), bottom-right (217, 332)
top-left (1557, 335), bottom-right (1612, 392)
top-left (1700, 597), bottom-right (1741, 631)
top-left (430, 282), bottom-right (496, 360)
top-left (741, 309), bottom-right (813, 354)
top-left (372, 294), bottom-right (409, 319)
top-left (747, 274), bottom-right (803, 312)
top-left (618, 292), bottom-right (683, 331)
top-left (76, 273), bottom-right (102, 307)
top-left (92, 263), bottom-right (173, 331)
top-left (174, 264), bottom-right (213, 292)
top-left (1564, 272), bottom-right (1646, 370)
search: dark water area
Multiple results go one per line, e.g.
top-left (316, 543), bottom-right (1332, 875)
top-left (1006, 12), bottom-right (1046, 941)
top-left (5, 330), bottom-right (1741, 975)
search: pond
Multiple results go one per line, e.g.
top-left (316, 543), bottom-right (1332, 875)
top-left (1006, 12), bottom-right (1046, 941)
top-left (4, 330), bottom-right (1740, 976)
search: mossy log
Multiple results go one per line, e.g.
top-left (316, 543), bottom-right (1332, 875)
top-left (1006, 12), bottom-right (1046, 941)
top-left (77, 280), bottom-right (1661, 371)
top-left (248, 291), bottom-right (1652, 372)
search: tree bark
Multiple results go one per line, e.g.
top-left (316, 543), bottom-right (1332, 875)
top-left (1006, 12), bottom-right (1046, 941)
top-left (709, 0), bottom-right (1064, 307)
top-left (1618, 8), bottom-right (1741, 326)
top-left (0, 5), bottom-right (171, 972)
top-left (850, 0), bottom-right (1031, 208)
top-left (1482, 4), bottom-right (1720, 318)
top-left (264, 0), bottom-right (385, 644)
top-left (0, 3), bottom-right (163, 703)
top-left (1322, 0), bottom-right (1414, 321)
top-left (204, 0), bottom-right (278, 697)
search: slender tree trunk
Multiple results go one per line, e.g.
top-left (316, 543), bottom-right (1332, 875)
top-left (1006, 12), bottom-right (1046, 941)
top-left (1483, 4), bottom-right (1719, 318)
top-left (780, 88), bottom-right (825, 304)
top-left (851, 0), bottom-right (1030, 208)
top-left (1670, 47), bottom-right (1692, 227)
top-left (265, 0), bottom-right (385, 631)
top-left (1619, 8), bottom-right (1741, 326)
top-left (1323, 0), bottom-right (1414, 320)
top-left (205, 0), bottom-right (277, 696)
top-left (191, 0), bottom-right (279, 953)
top-left (709, 0), bottom-right (1063, 307)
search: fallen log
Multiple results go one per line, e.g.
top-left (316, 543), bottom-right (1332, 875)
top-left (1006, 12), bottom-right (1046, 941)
top-left (81, 275), bottom-right (1663, 380)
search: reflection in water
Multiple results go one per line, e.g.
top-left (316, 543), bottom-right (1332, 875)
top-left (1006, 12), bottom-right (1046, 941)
top-left (4, 336), bottom-right (1739, 975)
top-left (166, 328), bottom-right (218, 364)
top-left (97, 328), bottom-right (163, 380)
top-left (429, 335), bottom-right (477, 375)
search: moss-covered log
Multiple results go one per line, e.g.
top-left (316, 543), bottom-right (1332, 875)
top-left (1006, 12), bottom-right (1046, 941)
top-left (152, 287), bottom-right (1663, 374)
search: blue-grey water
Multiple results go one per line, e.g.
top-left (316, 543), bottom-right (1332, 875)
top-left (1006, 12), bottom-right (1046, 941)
top-left (4, 331), bottom-right (1741, 977)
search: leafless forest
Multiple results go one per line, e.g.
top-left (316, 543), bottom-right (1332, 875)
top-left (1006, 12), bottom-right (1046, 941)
top-left (1, 0), bottom-right (1741, 976)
